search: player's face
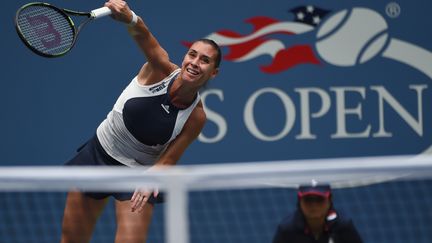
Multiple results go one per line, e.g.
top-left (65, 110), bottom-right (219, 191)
top-left (181, 41), bottom-right (219, 87)
top-left (300, 196), bottom-right (331, 221)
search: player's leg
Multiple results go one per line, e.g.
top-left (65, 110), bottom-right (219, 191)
top-left (61, 191), bottom-right (108, 243)
top-left (114, 200), bottom-right (154, 243)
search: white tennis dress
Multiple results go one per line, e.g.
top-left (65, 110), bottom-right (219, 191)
top-left (96, 69), bottom-right (200, 167)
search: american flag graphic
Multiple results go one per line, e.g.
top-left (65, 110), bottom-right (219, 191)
top-left (185, 6), bottom-right (330, 74)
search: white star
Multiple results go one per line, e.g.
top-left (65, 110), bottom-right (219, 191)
top-left (306, 5), bottom-right (314, 13)
top-left (297, 11), bottom-right (305, 20)
top-left (313, 15), bottom-right (321, 24)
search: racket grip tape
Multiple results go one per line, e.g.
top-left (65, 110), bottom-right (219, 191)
top-left (91, 7), bottom-right (112, 19)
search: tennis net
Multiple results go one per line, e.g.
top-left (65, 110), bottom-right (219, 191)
top-left (0, 155), bottom-right (431, 243)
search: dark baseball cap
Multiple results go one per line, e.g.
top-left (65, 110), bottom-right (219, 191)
top-left (298, 183), bottom-right (331, 198)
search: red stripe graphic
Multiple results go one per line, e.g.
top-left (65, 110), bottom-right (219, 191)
top-left (185, 15), bottom-right (320, 74)
top-left (260, 45), bottom-right (321, 73)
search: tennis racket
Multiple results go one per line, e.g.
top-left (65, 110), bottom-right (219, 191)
top-left (15, 2), bottom-right (112, 58)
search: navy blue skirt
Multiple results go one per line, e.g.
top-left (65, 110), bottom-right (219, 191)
top-left (66, 135), bottom-right (163, 204)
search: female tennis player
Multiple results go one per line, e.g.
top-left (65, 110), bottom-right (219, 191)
top-left (60, 0), bottom-right (221, 242)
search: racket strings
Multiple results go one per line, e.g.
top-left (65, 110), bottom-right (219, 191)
top-left (17, 6), bottom-right (75, 56)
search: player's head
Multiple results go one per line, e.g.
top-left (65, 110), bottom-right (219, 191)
top-left (181, 39), bottom-right (221, 87)
top-left (297, 182), bottom-right (332, 221)
top-left (195, 38), bottom-right (222, 68)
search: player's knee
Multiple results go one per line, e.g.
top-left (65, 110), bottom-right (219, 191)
top-left (115, 221), bottom-right (149, 243)
top-left (115, 230), bottom-right (147, 243)
top-left (61, 223), bottom-right (92, 243)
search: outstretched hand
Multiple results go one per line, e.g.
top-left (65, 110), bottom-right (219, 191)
top-left (131, 187), bottom-right (159, 213)
top-left (104, 0), bottom-right (134, 24)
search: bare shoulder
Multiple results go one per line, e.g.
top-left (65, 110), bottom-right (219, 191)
top-left (193, 102), bottom-right (207, 122)
top-left (137, 62), bottom-right (179, 85)
top-left (184, 101), bottom-right (207, 136)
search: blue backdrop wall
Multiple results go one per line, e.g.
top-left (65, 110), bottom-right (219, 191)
top-left (1, 0), bottom-right (431, 242)
top-left (3, 0), bottom-right (432, 165)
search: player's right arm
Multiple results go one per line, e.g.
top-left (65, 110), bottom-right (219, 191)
top-left (105, 0), bottom-right (175, 83)
top-left (127, 15), bottom-right (175, 77)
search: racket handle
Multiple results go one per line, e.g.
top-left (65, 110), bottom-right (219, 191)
top-left (91, 6), bottom-right (112, 19)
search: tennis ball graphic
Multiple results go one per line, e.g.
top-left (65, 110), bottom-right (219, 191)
top-left (316, 8), bottom-right (388, 66)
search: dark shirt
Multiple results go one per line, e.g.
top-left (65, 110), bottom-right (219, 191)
top-left (272, 209), bottom-right (363, 243)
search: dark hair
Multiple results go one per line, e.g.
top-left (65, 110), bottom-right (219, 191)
top-left (195, 38), bottom-right (222, 68)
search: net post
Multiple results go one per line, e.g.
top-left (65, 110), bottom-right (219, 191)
top-left (164, 177), bottom-right (189, 243)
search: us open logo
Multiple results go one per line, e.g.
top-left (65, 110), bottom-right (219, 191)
top-left (191, 5), bottom-right (432, 157)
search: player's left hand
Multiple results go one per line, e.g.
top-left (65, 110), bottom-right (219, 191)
top-left (131, 187), bottom-right (159, 213)
top-left (104, 0), bottom-right (134, 24)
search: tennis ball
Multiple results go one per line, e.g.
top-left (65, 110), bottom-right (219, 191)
top-left (316, 8), bottom-right (388, 66)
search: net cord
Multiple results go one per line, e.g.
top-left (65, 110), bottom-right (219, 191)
top-left (0, 155), bottom-right (431, 191)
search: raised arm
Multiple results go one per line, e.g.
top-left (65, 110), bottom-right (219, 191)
top-left (104, 0), bottom-right (176, 82)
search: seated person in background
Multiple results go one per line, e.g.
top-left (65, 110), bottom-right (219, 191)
top-left (272, 181), bottom-right (363, 243)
